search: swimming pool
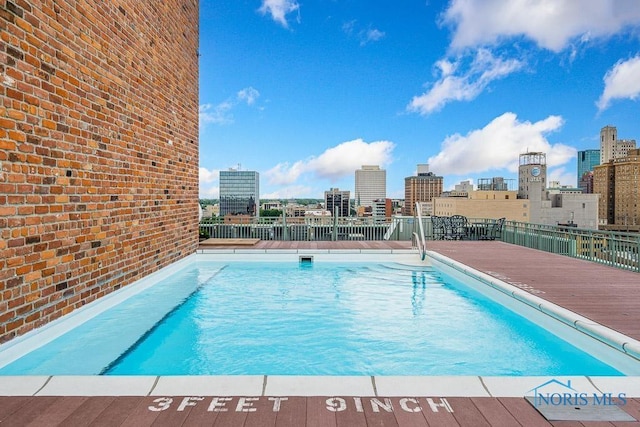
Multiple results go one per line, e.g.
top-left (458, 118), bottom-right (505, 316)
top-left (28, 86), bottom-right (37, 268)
top-left (1, 252), bottom-right (638, 377)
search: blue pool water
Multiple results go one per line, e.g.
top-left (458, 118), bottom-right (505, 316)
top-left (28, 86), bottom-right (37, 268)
top-left (0, 261), bottom-right (623, 376)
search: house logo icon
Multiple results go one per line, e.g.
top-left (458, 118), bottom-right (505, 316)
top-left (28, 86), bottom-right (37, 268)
top-left (528, 379), bottom-right (577, 406)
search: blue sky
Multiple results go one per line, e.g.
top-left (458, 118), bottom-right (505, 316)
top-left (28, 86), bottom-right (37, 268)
top-left (198, 0), bottom-right (640, 199)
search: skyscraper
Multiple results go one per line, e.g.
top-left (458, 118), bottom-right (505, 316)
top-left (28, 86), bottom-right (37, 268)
top-left (594, 149), bottom-right (640, 228)
top-left (219, 169), bottom-right (260, 217)
top-left (354, 165), bottom-right (386, 208)
top-left (577, 149), bottom-right (600, 192)
top-left (600, 126), bottom-right (636, 164)
top-left (403, 164), bottom-right (443, 216)
top-left (325, 188), bottom-right (350, 217)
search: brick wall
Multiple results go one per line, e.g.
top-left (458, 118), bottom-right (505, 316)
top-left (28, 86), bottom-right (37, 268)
top-left (0, 0), bottom-right (199, 343)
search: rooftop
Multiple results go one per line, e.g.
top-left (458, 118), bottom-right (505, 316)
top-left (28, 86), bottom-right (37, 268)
top-left (1, 241), bottom-right (640, 426)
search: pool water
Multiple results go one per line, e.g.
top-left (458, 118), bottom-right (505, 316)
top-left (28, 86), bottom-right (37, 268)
top-left (0, 261), bottom-right (622, 376)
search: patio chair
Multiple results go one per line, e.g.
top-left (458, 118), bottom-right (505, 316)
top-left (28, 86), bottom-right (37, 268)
top-left (483, 217), bottom-right (505, 240)
top-left (430, 216), bottom-right (445, 240)
top-left (449, 215), bottom-right (469, 240)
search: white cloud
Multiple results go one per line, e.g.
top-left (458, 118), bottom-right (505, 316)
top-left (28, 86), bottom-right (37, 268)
top-left (237, 87), bottom-right (260, 105)
top-left (409, 1), bottom-right (640, 116)
top-left (428, 112), bottom-right (575, 175)
top-left (265, 138), bottom-right (395, 185)
top-left (199, 102), bottom-right (233, 126)
top-left (597, 55), bottom-right (640, 111)
top-left (200, 186), bottom-right (219, 199)
top-left (548, 166), bottom-right (577, 188)
top-left (199, 167), bottom-right (219, 184)
top-left (258, 0), bottom-right (300, 28)
top-left (342, 20), bottom-right (386, 46)
top-left (361, 28), bottom-right (385, 46)
top-left (443, 0), bottom-right (640, 52)
top-left (342, 20), bottom-right (356, 35)
top-left (264, 161), bottom-right (308, 185)
top-left (199, 167), bottom-right (220, 198)
top-left (408, 49), bottom-right (524, 115)
top-left (262, 185), bottom-right (315, 199)
top-left (199, 87), bottom-right (261, 129)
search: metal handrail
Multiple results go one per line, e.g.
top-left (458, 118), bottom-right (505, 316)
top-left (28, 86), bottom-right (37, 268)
top-left (414, 202), bottom-right (427, 260)
top-left (412, 232), bottom-right (426, 260)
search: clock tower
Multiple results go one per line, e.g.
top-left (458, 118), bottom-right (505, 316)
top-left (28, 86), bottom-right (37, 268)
top-left (518, 152), bottom-right (547, 201)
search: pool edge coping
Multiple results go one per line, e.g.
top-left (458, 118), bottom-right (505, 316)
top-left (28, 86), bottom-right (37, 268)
top-left (1, 375), bottom-right (640, 397)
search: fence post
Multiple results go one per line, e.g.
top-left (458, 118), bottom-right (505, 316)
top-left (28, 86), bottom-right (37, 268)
top-left (637, 235), bottom-right (640, 272)
top-left (282, 211), bottom-right (288, 241)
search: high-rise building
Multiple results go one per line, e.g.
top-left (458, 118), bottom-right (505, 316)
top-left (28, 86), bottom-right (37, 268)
top-left (371, 198), bottom-right (393, 221)
top-left (219, 169), bottom-right (260, 217)
top-left (600, 126), bottom-right (636, 164)
top-left (354, 165), bottom-right (386, 208)
top-left (578, 171), bottom-right (595, 195)
top-left (594, 149), bottom-right (640, 228)
top-left (577, 149), bottom-right (600, 192)
top-left (594, 163), bottom-right (615, 226)
top-left (325, 188), bottom-right (351, 217)
top-left (403, 165), bottom-right (443, 216)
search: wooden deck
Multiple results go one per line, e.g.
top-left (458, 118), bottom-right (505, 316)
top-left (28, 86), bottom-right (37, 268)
top-left (1, 395), bottom-right (639, 426)
top-left (426, 240), bottom-right (640, 342)
top-left (2, 240), bottom-right (640, 426)
top-left (198, 239), bottom-right (415, 250)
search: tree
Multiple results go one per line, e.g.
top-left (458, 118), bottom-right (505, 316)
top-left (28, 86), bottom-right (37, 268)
top-left (260, 209), bottom-right (283, 217)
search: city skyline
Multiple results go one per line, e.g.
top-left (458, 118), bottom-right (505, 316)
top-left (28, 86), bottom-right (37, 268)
top-left (199, 1), bottom-right (640, 199)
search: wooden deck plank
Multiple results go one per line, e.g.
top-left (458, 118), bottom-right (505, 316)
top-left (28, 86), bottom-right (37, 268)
top-left (616, 397), bottom-right (640, 425)
top-left (420, 398), bottom-right (459, 427)
top-left (88, 397), bottom-right (146, 427)
top-left (119, 397), bottom-right (162, 427)
top-left (211, 404), bottom-right (248, 427)
top-left (498, 397), bottom-right (552, 426)
top-left (305, 397), bottom-right (337, 427)
top-left (243, 397), bottom-right (277, 427)
top-left (334, 396), bottom-right (367, 427)
top-left (275, 396), bottom-right (306, 427)
top-left (178, 397), bottom-right (220, 427)
top-left (149, 396), bottom-right (201, 427)
top-left (447, 397), bottom-right (492, 427)
top-left (17, 397), bottom-right (88, 427)
top-left (362, 397), bottom-right (398, 427)
top-left (470, 397), bottom-right (523, 426)
top-left (57, 397), bottom-right (115, 427)
top-left (0, 395), bottom-right (61, 426)
top-left (0, 396), bottom-right (34, 421)
top-left (388, 398), bottom-right (429, 427)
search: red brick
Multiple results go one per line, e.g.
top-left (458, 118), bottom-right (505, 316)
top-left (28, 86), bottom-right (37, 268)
top-left (0, 0), bottom-right (199, 343)
top-left (0, 206), bottom-right (17, 216)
